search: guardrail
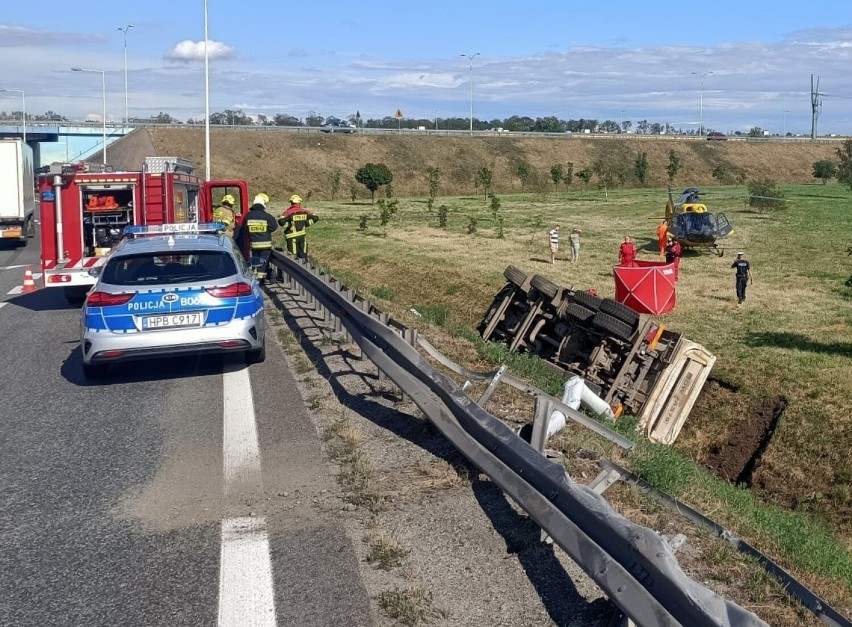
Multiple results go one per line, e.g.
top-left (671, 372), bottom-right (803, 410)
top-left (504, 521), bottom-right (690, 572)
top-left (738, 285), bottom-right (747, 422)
top-left (267, 249), bottom-right (772, 627)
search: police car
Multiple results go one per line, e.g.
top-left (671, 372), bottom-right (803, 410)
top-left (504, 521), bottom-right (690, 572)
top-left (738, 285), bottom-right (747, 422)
top-left (80, 223), bottom-right (266, 379)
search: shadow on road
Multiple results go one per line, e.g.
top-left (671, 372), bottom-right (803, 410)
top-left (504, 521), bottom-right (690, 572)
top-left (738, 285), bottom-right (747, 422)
top-left (6, 287), bottom-right (80, 312)
top-left (60, 345), bottom-right (226, 387)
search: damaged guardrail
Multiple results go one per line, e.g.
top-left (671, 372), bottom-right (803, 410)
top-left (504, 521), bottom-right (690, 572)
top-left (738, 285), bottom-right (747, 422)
top-left (268, 250), bottom-right (768, 627)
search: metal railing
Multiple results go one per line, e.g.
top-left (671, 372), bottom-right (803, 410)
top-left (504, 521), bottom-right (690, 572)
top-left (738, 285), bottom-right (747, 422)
top-left (267, 249), bottom-right (771, 627)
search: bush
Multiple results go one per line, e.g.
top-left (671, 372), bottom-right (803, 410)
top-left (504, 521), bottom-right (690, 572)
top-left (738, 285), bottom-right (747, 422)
top-left (747, 180), bottom-right (787, 211)
top-left (437, 204), bottom-right (449, 228)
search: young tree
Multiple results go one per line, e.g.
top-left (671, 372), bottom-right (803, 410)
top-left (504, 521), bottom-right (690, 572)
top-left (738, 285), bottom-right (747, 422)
top-left (575, 167), bottom-right (593, 189)
top-left (711, 164), bottom-right (728, 184)
top-left (550, 164), bottom-right (564, 191)
top-left (747, 180), bottom-right (787, 212)
top-left (516, 161), bottom-right (532, 190)
top-left (426, 166), bottom-right (441, 210)
top-left (666, 150), bottom-right (681, 183)
top-left (474, 166), bottom-right (493, 202)
top-left (563, 162), bottom-right (574, 190)
top-left (836, 140), bottom-right (852, 190)
top-left (634, 152), bottom-right (649, 185)
top-left (330, 169), bottom-right (342, 200)
top-left (355, 163), bottom-right (394, 203)
top-left (812, 160), bottom-right (837, 185)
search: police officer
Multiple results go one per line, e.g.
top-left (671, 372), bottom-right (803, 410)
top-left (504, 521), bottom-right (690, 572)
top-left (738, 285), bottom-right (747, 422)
top-left (212, 194), bottom-right (237, 238)
top-left (236, 193), bottom-right (278, 280)
top-left (278, 194), bottom-right (319, 260)
top-left (731, 251), bottom-right (754, 304)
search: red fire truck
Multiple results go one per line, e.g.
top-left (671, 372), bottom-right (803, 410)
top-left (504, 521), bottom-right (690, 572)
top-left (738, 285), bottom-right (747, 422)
top-left (38, 157), bottom-right (249, 302)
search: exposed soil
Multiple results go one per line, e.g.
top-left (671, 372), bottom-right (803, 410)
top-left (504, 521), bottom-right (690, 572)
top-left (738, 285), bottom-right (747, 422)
top-left (704, 395), bottom-right (788, 486)
top-left (104, 128), bottom-right (841, 201)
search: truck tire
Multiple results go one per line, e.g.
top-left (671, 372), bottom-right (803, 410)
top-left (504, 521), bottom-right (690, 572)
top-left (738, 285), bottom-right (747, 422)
top-left (573, 290), bottom-right (603, 311)
top-left (592, 311), bottom-right (634, 342)
top-left (530, 274), bottom-right (559, 299)
top-left (503, 265), bottom-right (527, 287)
top-left (246, 340), bottom-right (267, 365)
top-left (599, 298), bottom-right (640, 328)
top-left (564, 302), bottom-right (595, 323)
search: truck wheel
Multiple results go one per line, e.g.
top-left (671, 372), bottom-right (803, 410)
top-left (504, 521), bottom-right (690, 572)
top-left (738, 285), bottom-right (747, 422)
top-left (246, 340), bottom-right (266, 365)
top-left (530, 274), bottom-right (559, 299)
top-left (83, 362), bottom-right (108, 380)
top-left (564, 303), bottom-right (595, 323)
top-left (503, 265), bottom-right (527, 287)
top-left (592, 311), bottom-right (634, 342)
top-left (599, 299), bottom-right (640, 328)
top-left (573, 290), bottom-right (603, 311)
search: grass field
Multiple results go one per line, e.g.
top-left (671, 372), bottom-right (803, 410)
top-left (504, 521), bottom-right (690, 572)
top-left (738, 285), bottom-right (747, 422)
top-left (269, 181), bottom-right (852, 617)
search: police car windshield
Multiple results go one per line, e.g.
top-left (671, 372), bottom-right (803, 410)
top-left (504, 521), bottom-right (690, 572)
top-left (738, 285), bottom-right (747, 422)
top-left (101, 251), bottom-right (238, 286)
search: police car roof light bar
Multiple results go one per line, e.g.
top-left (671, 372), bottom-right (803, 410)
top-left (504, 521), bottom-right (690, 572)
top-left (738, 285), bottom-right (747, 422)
top-left (124, 222), bottom-right (226, 237)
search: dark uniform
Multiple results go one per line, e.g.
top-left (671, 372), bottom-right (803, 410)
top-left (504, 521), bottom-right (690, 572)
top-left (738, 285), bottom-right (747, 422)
top-left (731, 254), bottom-right (752, 303)
top-left (236, 202), bottom-right (278, 279)
top-left (278, 206), bottom-right (319, 260)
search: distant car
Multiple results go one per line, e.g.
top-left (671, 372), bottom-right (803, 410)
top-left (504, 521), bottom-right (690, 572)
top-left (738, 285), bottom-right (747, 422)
top-left (320, 121), bottom-right (356, 134)
top-left (707, 132), bottom-right (727, 141)
top-left (79, 223), bottom-right (266, 378)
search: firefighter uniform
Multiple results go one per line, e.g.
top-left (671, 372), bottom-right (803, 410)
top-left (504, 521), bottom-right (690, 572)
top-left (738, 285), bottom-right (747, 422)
top-left (278, 195), bottom-right (319, 260)
top-left (236, 195), bottom-right (278, 279)
top-left (212, 194), bottom-right (237, 238)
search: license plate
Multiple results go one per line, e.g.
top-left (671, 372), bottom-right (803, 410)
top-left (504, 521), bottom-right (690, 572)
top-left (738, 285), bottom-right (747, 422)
top-left (1, 229), bottom-right (22, 238)
top-left (141, 312), bottom-right (203, 330)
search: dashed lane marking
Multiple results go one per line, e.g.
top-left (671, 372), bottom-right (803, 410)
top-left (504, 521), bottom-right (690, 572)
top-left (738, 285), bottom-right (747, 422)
top-left (218, 364), bottom-right (276, 626)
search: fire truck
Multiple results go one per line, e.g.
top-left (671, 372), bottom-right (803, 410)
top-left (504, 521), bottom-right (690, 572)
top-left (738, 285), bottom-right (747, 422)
top-left (38, 157), bottom-right (249, 302)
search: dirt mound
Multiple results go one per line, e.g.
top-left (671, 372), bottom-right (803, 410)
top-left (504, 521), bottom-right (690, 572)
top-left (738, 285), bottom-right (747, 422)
top-left (147, 128), bottom-right (841, 200)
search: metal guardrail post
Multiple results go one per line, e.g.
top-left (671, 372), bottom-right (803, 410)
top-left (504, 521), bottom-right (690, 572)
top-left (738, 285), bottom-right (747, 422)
top-left (477, 364), bottom-right (508, 407)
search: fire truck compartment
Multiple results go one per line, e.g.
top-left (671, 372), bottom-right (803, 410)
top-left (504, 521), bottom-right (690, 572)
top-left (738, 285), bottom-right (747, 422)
top-left (81, 184), bottom-right (135, 256)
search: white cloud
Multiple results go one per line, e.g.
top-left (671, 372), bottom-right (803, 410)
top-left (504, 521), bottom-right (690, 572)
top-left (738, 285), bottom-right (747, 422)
top-left (166, 40), bottom-right (234, 63)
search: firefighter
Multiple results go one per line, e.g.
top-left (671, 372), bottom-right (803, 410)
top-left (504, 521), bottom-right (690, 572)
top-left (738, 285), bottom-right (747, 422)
top-left (278, 194), bottom-right (319, 260)
top-left (212, 194), bottom-right (237, 238)
top-left (236, 193), bottom-right (278, 280)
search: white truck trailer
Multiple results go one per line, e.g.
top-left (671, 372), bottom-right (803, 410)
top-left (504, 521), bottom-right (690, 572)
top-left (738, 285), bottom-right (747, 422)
top-left (0, 138), bottom-right (36, 246)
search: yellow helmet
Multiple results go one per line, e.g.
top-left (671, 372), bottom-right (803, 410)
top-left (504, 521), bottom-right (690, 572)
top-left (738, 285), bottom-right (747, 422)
top-left (253, 193), bottom-right (270, 206)
top-left (221, 194), bottom-right (236, 206)
top-left (289, 194), bottom-right (303, 204)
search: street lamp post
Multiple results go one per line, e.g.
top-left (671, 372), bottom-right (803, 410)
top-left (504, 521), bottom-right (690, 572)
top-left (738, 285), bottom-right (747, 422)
top-left (691, 71), bottom-right (713, 136)
top-left (118, 24), bottom-right (134, 126)
top-left (783, 110), bottom-right (789, 137)
top-left (71, 67), bottom-right (107, 165)
top-left (0, 88), bottom-right (25, 143)
top-left (434, 109), bottom-right (438, 131)
top-left (204, 0), bottom-right (211, 181)
top-left (460, 52), bottom-right (480, 134)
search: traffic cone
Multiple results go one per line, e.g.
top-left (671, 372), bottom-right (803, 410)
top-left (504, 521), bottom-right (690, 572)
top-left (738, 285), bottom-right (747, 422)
top-left (22, 266), bottom-right (37, 293)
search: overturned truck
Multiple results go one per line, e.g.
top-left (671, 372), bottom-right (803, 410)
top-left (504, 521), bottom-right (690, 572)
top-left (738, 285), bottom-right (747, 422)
top-left (478, 266), bottom-right (716, 444)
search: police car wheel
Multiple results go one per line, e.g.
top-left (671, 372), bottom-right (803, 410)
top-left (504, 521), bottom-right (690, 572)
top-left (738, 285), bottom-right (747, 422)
top-left (83, 362), bottom-right (108, 380)
top-left (246, 341), bottom-right (266, 365)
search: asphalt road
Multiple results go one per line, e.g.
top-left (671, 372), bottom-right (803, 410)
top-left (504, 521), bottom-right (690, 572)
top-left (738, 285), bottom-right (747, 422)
top-left (0, 233), bottom-right (373, 626)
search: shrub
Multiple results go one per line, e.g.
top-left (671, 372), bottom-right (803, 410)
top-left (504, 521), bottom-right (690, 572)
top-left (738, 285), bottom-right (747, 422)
top-left (437, 204), bottom-right (449, 228)
top-left (747, 180), bottom-right (787, 211)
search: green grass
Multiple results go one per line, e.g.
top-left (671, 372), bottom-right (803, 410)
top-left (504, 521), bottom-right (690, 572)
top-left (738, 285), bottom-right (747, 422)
top-left (297, 181), bottom-right (852, 606)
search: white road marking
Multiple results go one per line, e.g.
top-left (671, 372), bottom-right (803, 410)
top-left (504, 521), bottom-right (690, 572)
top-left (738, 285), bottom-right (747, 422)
top-left (7, 286), bottom-right (23, 295)
top-left (219, 364), bottom-right (276, 626)
top-left (222, 365), bottom-right (263, 493)
top-left (0, 302), bottom-right (6, 310)
top-left (0, 265), bottom-right (27, 271)
top-left (218, 517), bottom-right (276, 627)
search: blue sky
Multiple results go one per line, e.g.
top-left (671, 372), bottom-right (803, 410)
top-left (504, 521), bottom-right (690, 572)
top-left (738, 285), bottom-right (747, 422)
top-left (1, 0), bottom-right (851, 137)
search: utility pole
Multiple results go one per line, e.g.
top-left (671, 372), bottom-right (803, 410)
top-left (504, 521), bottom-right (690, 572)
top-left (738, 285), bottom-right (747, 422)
top-left (810, 74), bottom-right (824, 141)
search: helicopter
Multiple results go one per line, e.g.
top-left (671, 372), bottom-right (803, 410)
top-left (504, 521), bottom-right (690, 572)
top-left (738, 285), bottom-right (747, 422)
top-left (663, 187), bottom-right (733, 256)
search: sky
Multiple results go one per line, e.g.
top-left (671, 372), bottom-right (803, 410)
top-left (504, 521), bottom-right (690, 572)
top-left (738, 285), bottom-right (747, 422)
top-left (1, 0), bottom-right (852, 140)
